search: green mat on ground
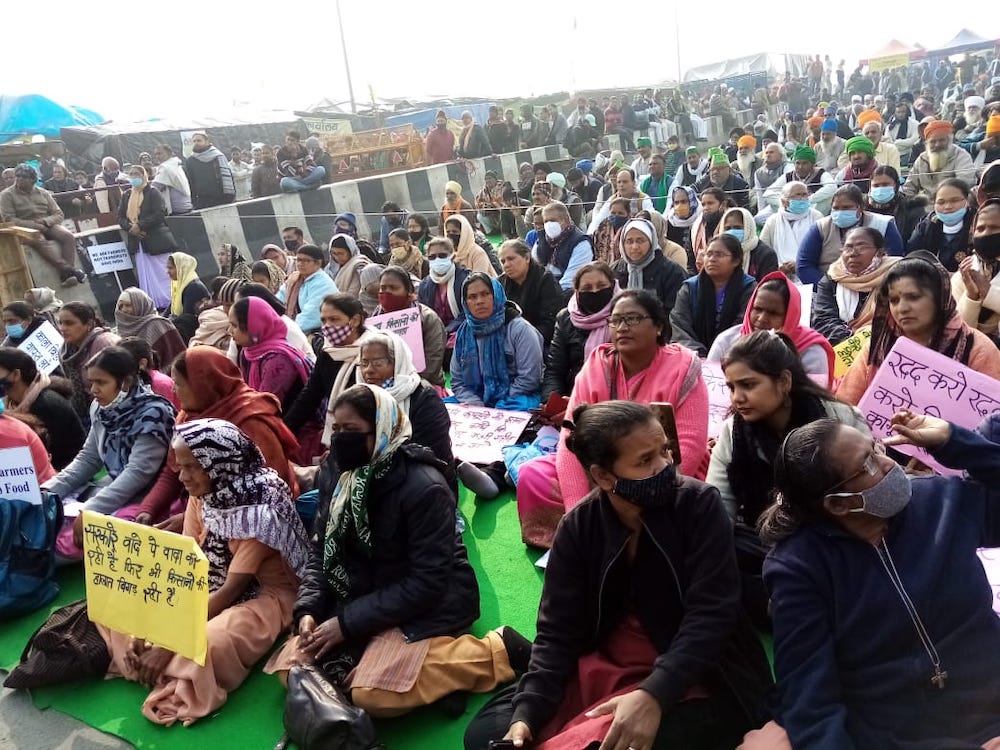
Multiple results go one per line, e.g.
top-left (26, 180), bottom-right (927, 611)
top-left (0, 486), bottom-right (544, 749)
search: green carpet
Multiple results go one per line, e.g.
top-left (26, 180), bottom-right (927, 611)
top-left (0, 486), bottom-right (544, 749)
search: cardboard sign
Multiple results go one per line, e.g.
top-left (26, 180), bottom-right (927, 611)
top-left (17, 321), bottom-right (63, 376)
top-left (0, 447), bottom-right (42, 505)
top-left (832, 326), bottom-right (873, 379)
top-left (83, 511), bottom-right (209, 665)
top-left (702, 360), bottom-right (731, 439)
top-left (977, 548), bottom-right (1000, 616)
top-left (857, 336), bottom-right (1000, 475)
top-left (365, 308), bottom-right (426, 372)
top-left (444, 404), bottom-right (531, 465)
top-left (87, 240), bottom-right (133, 274)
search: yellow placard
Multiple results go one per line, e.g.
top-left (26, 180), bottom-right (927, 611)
top-left (833, 326), bottom-right (873, 378)
top-left (82, 511), bottom-right (208, 665)
top-left (870, 53), bottom-right (909, 73)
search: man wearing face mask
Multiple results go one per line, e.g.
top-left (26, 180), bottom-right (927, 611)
top-left (424, 110), bottom-right (455, 165)
top-left (281, 226), bottom-right (304, 256)
top-left (780, 145), bottom-right (836, 216)
top-left (532, 201), bottom-right (593, 295)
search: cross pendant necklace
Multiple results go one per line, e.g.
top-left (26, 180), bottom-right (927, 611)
top-left (931, 666), bottom-right (948, 690)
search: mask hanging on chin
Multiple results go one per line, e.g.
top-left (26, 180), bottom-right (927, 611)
top-left (611, 463), bottom-right (677, 509)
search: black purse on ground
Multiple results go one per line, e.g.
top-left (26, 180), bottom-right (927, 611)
top-left (280, 664), bottom-right (382, 750)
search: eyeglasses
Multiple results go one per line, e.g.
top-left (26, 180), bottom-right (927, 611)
top-left (359, 358), bottom-right (390, 369)
top-left (608, 313), bottom-right (650, 328)
top-left (842, 243), bottom-right (876, 255)
top-left (704, 250), bottom-right (732, 260)
top-left (824, 441), bottom-right (886, 496)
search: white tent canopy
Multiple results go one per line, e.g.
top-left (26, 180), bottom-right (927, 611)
top-left (682, 53), bottom-right (811, 83)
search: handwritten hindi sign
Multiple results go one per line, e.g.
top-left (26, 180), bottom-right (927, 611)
top-left (16, 321), bottom-right (62, 376)
top-left (87, 240), bottom-right (133, 274)
top-left (857, 336), bottom-right (1000, 475)
top-left (82, 511), bottom-right (209, 665)
top-left (444, 404), bottom-right (531, 465)
top-left (832, 327), bottom-right (872, 379)
top-left (366, 308), bottom-right (425, 371)
top-left (0, 447), bottom-right (42, 505)
top-left (977, 548), bottom-right (1000, 616)
top-left (702, 361), bottom-right (731, 439)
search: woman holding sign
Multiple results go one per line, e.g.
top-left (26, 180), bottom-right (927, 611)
top-left (837, 250), bottom-right (1000, 406)
top-left (738, 410), bottom-right (1000, 749)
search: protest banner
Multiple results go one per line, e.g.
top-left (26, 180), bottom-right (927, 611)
top-left (701, 361), bottom-right (731, 439)
top-left (444, 404), bottom-right (531, 465)
top-left (82, 511), bottom-right (209, 665)
top-left (0, 447), bottom-right (42, 505)
top-left (832, 326), bottom-right (872, 378)
top-left (857, 336), bottom-right (1000, 475)
top-left (977, 548), bottom-right (1000, 616)
top-left (87, 241), bottom-right (133, 274)
top-left (17, 320), bottom-right (63, 376)
top-left (365, 308), bottom-right (425, 371)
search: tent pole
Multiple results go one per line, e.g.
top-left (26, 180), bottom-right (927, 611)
top-left (335, 0), bottom-right (357, 115)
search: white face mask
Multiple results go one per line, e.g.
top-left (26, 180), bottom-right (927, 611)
top-left (544, 220), bottom-right (563, 239)
top-left (100, 390), bottom-right (128, 410)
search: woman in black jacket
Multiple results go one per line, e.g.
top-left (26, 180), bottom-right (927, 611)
top-left (457, 111), bottom-right (494, 159)
top-left (499, 239), bottom-right (562, 343)
top-left (611, 218), bottom-right (687, 314)
top-left (906, 178), bottom-right (974, 271)
top-left (266, 384), bottom-right (525, 717)
top-left (118, 164), bottom-right (176, 255)
top-left (465, 401), bottom-right (773, 750)
top-left (542, 261), bottom-right (620, 402)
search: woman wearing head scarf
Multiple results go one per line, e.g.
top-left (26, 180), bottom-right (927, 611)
top-left (665, 185), bottom-right (703, 250)
top-left (97, 418), bottom-right (308, 727)
top-left (440, 180), bottom-right (477, 232)
top-left (445, 213), bottom-right (496, 276)
top-left (330, 233), bottom-right (371, 299)
top-left (24, 286), bottom-right (62, 327)
top-left (708, 271), bottom-right (836, 386)
top-left (167, 251), bottom-right (209, 344)
top-left (456, 110), bottom-right (493, 159)
top-left (358, 263), bottom-right (384, 317)
top-left (119, 164), bottom-right (177, 309)
top-left (719, 206), bottom-right (779, 282)
top-left (250, 259), bottom-right (286, 294)
top-left (266, 385), bottom-right (524, 716)
top-left (611, 218), bottom-right (687, 313)
top-left (451, 273), bottom-right (544, 410)
top-left (2, 301), bottom-right (49, 349)
top-left (371, 266), bottom-right (446, 387)
top-left (134, 346), bottom-right (300, 527)
top-left (332, 212), bottom-right (381, 264)
top-left (57, 302), bottom-right (120, 424)
top-left (261, 243), bottom-right (296, 275)
top-left (386, 228), bottom-right (428, 279)
top-left (837, 250), bottom-right (1000, 405)
top-left (114, 287), bottom-right (185, 372)
top-left (190, 277), bottom-right (235, 350)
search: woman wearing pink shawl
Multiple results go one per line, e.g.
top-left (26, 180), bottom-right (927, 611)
top-left (229, 296), bottom-right (312, 414)
top-left (518, 290), bottom-right (709, 549)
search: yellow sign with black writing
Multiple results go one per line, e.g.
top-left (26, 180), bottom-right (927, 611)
top-left (833, 326), bottom-right (873, 378)
top-left (82, 511), bottom-right (208, 665)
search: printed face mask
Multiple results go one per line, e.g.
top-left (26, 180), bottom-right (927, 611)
top-left (321, 323), bottom-right (353, 347)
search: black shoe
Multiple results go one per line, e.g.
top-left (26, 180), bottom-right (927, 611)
top-left (498, 626), bottom-right (532, 673)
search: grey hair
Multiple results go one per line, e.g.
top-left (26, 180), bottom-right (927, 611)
top-left (782, 180), bottom-right (808, 198)
top-left (541, 200), bottom-right (571, 222)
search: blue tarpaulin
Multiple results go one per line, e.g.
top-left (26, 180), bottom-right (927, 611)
top-left (0, 94), bottom-right (105, 141)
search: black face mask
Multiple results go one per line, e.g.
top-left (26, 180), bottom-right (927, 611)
top-left (446, 234), bottom-right (462, 247)
top-left (612, 463), bottom-right (677, 509)
top-left (703, 212), bottom-right (723, 234)
top-left (577, 287), bottom-right (615, 315)
top-left (330, 431), bottom-right (372, 472)
top-left (283, 239), bottom-right (299, 252)
top-left (974, 233), bottom-right (1000, 260)
top-left (408, 231), bottom-right (424, 243)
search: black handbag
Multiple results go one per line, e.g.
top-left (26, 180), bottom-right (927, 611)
top-left (141, 223), bottom-right (178, 255)
top-left (280, 664), bottom-right (382, 750)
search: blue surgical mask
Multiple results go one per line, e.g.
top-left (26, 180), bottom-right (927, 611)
top-left (128, 176), bottom-right (143, 188)
top-left (725, 228), bottom-right (745, 242)
top-left (429, 257), bottom-right (454, 275)
top-left (787, 199), bottom-right (810, 215)
top-left (936, 205), bottom-right (967, 226)
top-left (609, 215), bottom-right (629, 229)
top-left (870, 186), bottom-right (896, 203)
top-left (831, 209), bottom-right (860, 229)
top-left (4, 323), bottom-right (24, 339)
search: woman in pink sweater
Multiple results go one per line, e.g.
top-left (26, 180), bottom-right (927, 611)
top-left (517, 290), bottom-right (709, 548)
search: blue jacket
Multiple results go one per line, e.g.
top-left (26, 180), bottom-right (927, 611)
top-left (765, 424), bottom-right (1000, 749)
top-left (378, 211), bottom-right (407, 252)
top-left (796, 212), bottom-right (905, 285)
top-left (279, 270), bottom-right (339, 333)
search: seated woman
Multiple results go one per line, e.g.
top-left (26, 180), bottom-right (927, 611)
top-left (838, 250), bottom-right (1000, 405)
top-left (114, 287), bottom-right (185, 373)
top-left (451, 273), bottom-right (544, 410)
top-left (467, 402), bottom-right (772, 750)
top-left (235, 283), bottom-right (314, 363)
top-left (739, 410), bottom-right (1000, 749)
top-left (664, 185), bottom-right (702, 250)
top-left (134, 347), bottom-right (299, 527)
top-left (952, 198), bottom-right (1000, 337)
top-left (386, 227), bottom-right (428, 279)
top-left (796, 184), bottom-right (905, 285)
top-left (907, 178), bottom-right (973, 272)
top-left (542, 262), bottom-right (622, 403)
top-left (811, 227), bottom-right (900, 346)
top-left (407, 212), bottom-right (432, 254)
top-left (2, 301), bottom-right (51, 348)
top-left (331, 233), bottom-right (371, 299)
top-left (371, 266), bottom-right (446, 388)
top-left (591, 196), bottom-right (631, 265)
top-left (670, 234), bottom-right (757, 358)
top-left (518, 291), bottom-right (709, 549)
top-left (167, 252), bottom-right (210, 344)
top-left (230, 297), bottom-right (312, 415)
top-left (0, 347), bottom-right (82, 470)
top-left (42, 347), bottom-right (174, 560)
top-left (98, 418), bottom-right (308, 727)
top-left (447, 214), bottom-right (496, 276)
top-left (417, 237), bottom-right (470, 355)
top-left (57, 302), bottom-right (120, 426)
top-left (189, 276), bottom-right (232, 350)
top-left (688, 187), bottom-right (731, 273)
top-left (706, 331), bottom-right (866, 626)
top-left (118, 337), bottom-right (179, 410)
top-left (498, 239), bottom-right (562, 343)
top-left (265, 385), bottom-right (525, 717)
top-left (250, 259), bottom-right (286, 295)
top-left (864, 165), bottom-right (927, 251)
top-left (708, 272), bottom-right (835, 386)
top-left (358, 262), bottom-right (384, 316)
top-left (720, 207), bottom-right (779, 282)
top-left (760, 181), bottom-right (824, 279)
top-left (611, 218), bottom-right (687, 314)
top-left (0, 400), bottom-right (55, 482)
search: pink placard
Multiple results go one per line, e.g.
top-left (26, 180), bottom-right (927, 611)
top-left (444, 404), bottom-right (532, 465)
top-left (701, 360), bottom-right (731, 439)
top-left (366, 308), bottom-right (425, 372)
top-left (857, 336), bottom-right (1000, 475)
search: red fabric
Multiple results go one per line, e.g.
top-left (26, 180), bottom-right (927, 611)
top-left (739, 271), bottom-right (835, 387)
top-left (0, 415), bottom-right (55, 483)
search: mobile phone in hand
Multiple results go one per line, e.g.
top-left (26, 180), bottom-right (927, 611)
top-left (488, 741), bottom-right (517, 749)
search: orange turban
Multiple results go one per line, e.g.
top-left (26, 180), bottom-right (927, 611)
top-left (857, 110), bottom-right (882, 128)
top-left (923, 119), bottom-right (954, 140)
top-left (737, 135), bottom-right (757, 149)
top-left (807, 115), bottom-right (824, 129)
top-left (987, 114), bottom-right (1000, 137)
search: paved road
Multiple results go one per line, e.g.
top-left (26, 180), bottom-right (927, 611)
top-left (0, 687), bottom-right (132, 749)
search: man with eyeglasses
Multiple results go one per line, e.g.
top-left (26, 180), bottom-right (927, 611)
top-left (277, 244), bottom-right (338, 334)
